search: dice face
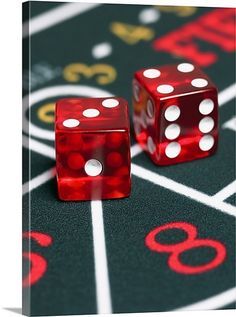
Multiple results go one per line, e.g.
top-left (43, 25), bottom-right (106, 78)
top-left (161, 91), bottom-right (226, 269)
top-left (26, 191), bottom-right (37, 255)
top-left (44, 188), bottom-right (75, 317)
top-left (133, 63), bottom-right (218, 165)
top-left (55, 98), bottom-right (131, 201)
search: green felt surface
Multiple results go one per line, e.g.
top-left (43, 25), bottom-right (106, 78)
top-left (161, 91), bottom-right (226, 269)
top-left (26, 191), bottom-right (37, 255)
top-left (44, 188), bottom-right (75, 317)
top-left (103, 176), bottom-right (235, 312)
top-left (22, 2), bottom-right (236, 316)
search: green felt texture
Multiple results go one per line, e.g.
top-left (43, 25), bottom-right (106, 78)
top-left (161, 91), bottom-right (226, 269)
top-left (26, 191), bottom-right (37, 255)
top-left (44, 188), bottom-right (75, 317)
top-left (22, 2), bottom-right (235, 316)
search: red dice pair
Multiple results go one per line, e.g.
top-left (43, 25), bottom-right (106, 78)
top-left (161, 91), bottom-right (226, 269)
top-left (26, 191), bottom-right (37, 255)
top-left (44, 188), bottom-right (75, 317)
top-left (55, 63), bottom-right (218, 201)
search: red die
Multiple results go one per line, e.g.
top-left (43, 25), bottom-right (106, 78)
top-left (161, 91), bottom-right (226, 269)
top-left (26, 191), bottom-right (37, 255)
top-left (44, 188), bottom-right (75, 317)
top-left (133, 63), bottom-right (218, 165)
top-left (55, 97), bottom-right (131, 201)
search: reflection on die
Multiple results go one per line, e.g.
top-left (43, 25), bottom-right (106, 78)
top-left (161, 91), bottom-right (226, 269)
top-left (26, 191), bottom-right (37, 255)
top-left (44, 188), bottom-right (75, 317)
top-left (55, 97), bottom-right (131, 201)
top-left (132, 63), bottom-right (218, 165)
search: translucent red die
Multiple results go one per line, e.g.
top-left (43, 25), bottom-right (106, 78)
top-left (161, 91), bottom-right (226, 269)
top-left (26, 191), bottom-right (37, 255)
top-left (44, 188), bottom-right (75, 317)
top-left (132, 63), bottom-right (218, 165)
top-left (55, 97), bottom-right (131, 201)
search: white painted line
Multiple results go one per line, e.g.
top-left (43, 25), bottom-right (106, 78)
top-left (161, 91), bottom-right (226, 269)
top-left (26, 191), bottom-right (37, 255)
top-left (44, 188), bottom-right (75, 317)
top-left (92, 42), bottom-right (112, 59)
top-left (218, 83), bottom-right (236, 107)
top-left (131, 163), bottom-right (236, 217)
top-left (223, 116), bottom-right (236, 132)
top-left (131, 143), bottom-right (143, 158)
top-left (90, 200), bottom-right (112, 314)
top-left (23, 135), bottom-right (55, 159)
top-left (213, 180), bottom-right (236, 201)
top-left (23, 136), bottom-right (113, 312)
top-left (176, 287), bottom-right (236, 310)
top-left (23, 167), bottom-right (56, 195)
top-left (23, 136), bottom-right (236, 217)
top-left (23, 3), bottom-right (100, 38)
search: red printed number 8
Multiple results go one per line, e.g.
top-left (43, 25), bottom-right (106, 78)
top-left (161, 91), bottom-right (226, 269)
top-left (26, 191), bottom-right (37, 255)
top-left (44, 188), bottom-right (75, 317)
top-left (145, 222), bottom-right (226, 274)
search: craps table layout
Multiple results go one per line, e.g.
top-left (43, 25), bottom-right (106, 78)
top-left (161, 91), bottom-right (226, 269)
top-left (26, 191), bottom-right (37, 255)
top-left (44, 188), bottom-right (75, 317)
top-left (22, 2), bottom-right (236, 316)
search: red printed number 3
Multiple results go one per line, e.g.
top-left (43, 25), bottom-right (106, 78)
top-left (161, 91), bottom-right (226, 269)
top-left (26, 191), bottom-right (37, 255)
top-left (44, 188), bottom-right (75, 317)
top-left (145, 222), bottom-right (226, 274)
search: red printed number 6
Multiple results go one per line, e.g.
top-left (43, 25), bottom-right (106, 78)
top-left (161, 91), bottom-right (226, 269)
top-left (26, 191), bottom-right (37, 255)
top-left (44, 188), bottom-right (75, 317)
top-left (145, 222), bottom-right (226, 274)
top-left (23, 232), bottom-right (52, 287)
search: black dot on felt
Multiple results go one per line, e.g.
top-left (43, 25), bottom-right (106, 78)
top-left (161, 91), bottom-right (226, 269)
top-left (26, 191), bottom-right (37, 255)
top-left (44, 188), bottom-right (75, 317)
top-left (180, 246), bottom-right (217, 267)
top-left (155, 228), bottom-right (188, 245)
